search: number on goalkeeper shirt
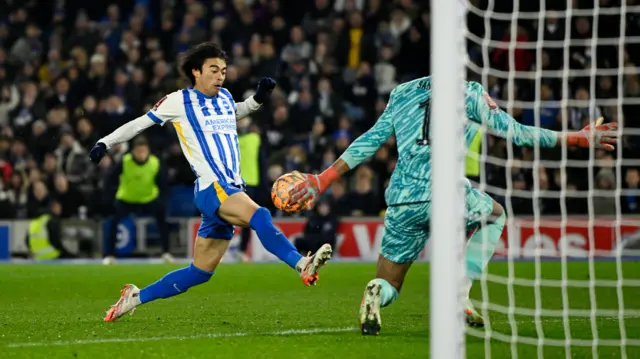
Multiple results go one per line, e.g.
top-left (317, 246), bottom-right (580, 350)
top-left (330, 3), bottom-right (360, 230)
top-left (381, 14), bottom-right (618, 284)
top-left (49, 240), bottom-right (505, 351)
top-left (416, 99), bottom-right (431, 146)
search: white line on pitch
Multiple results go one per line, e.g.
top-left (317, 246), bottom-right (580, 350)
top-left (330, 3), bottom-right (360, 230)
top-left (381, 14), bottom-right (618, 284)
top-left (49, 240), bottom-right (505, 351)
top-left (6, 327), bottom-right (359, 348)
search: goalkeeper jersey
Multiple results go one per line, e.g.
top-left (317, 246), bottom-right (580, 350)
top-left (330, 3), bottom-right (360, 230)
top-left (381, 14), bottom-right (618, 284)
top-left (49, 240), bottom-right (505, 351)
top-left (339, 77), bottom-right (558, 206)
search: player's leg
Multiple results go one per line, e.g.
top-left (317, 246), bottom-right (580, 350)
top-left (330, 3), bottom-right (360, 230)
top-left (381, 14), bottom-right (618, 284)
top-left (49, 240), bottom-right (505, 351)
top-left (103, 184), bottom-right (234, 322)
top-left (462, 185), bottom-right (506, 327)
top-left (103, 234), bottom-right (228, 322)
top-left (216, 182), bottom-right (332, 285)
top-left (360, 203), bottom-right (428, 335)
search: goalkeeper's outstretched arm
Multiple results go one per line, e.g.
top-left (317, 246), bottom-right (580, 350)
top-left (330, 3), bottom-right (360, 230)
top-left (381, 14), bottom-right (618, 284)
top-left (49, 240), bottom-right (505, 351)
top-left (289, 90), bottom-right (397, 202)
top-left (466, 81), bottom-right (617, 151)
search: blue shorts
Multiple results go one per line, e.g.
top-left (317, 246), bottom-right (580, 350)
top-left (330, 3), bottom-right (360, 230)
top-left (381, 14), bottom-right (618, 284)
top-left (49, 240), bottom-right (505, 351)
top-left (193, 181), bottom-right (244, 240)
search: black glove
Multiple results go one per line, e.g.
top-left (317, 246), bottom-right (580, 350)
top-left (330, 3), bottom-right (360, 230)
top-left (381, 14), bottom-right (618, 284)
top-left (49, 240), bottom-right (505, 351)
top-left (253, 77), bottom-right (276, 104)
top-left (89, 142), bottom-right (107, 164)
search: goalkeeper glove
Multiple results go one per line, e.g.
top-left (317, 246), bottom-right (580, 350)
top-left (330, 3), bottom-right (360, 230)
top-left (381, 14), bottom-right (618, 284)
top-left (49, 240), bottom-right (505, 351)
top-left (566, 119), bottom-right (618, 151)
top-left (287, 167), bottom-right (340, 211)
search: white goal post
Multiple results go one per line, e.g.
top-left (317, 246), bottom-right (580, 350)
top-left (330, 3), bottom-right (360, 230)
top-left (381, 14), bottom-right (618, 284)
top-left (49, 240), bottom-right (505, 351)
top-left (432, 0), bottom-right (640, 358)
top-left (430, 0), bottom-right (467, 358)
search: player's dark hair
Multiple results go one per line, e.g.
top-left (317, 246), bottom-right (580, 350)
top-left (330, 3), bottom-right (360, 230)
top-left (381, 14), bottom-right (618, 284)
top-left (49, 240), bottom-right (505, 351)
top-left (180, 42), bottom-right (228, 85)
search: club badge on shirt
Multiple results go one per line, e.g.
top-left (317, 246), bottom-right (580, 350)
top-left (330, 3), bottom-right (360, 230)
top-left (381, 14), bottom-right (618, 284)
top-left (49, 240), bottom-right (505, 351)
top-left (153, 95), bottom-right (168, 111)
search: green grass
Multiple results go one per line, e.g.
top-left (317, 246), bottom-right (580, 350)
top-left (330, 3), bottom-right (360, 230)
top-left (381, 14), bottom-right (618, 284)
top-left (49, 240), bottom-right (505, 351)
top-left (0, 261), bottom-right (639, 358)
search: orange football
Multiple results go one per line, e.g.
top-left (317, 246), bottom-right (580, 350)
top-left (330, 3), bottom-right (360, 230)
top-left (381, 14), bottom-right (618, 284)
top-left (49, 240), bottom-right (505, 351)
top-left (271, 172), bottom-right (305, 213)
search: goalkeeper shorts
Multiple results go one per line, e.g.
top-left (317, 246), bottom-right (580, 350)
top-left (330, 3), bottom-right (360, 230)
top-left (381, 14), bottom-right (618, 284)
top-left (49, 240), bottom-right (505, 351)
top-left (380, 186), bottom-right (494, 264)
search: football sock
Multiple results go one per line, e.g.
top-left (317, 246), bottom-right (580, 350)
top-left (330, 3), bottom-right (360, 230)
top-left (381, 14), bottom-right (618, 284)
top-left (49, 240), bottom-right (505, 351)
top-left (465, 211), bottom-right (506, 297)
top-left (249, 207), bottom-right (303, 270)
top-left (373, 278), bottom-right (399, 307)
top-left (139, 263), bottom-right (213, 304)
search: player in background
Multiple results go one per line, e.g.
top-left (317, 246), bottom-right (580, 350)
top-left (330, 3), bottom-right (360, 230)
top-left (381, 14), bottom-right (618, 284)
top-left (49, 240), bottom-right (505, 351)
top-left (286, 77), bottom-right (617, 335)
top-left (88, 42), bottom-right (333, 322)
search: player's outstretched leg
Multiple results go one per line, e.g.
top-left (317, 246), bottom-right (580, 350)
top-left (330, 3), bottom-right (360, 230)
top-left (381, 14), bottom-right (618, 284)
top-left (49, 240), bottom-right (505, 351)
top-left (463, 197), bottom-right (506, 328)
top-left (249, 207), bottom-right (332, 285)
top-left (104, 237), bottom-right (228, 322)
top-left (220, 192), bottom-right (332, 286)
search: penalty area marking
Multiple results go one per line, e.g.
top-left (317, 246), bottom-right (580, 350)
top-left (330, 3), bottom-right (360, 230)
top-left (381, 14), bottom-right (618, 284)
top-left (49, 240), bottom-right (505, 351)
top-left (6, 327), bottom-right (359, 348)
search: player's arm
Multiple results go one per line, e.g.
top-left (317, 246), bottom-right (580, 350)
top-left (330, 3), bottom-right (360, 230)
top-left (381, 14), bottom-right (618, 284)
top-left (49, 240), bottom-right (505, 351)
top-left (234, 77), bottom-right (277, 120)
top-left (235, 96), bottom-right (261, 119)
top-left (89, 92), bottom-right (181, 164)
top-left (94, 116), bottom-right (155, 151)
top-left (288, 90), bottom-right (397, 209)
top-left (466, 81), bottom-right (617, 150)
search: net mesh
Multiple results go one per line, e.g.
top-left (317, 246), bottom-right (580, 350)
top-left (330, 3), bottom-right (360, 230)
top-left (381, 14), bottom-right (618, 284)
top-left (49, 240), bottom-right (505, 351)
top-left (462, 0), bottom-right (640, 357)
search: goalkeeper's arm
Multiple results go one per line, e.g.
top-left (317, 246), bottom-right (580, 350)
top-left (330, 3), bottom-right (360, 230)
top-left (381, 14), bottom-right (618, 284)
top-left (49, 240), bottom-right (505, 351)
top-left (298, 91), bottom-right (397, 195)
top-left (466, 81), bottom-right (617, 150)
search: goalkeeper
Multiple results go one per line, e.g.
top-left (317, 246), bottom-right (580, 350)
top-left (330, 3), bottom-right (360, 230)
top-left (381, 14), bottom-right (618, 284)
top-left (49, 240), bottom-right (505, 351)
top-left (286, 77), bottom-right (617, 336)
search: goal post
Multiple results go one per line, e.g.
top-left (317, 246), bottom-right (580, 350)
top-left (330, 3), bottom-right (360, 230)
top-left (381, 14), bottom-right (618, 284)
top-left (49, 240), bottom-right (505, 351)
top-left (429, 0), bottom-right (467, 358)
top-left (448, 0), bottom-right (640, 358)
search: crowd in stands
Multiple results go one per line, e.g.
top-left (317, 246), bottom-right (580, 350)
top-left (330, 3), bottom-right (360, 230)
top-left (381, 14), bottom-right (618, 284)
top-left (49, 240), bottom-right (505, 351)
top-left (0, 0), bottom-right (637, 221)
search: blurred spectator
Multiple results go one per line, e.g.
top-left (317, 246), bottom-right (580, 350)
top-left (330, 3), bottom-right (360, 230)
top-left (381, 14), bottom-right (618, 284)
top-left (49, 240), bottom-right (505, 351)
top-left (165, 142), bottom-right (193, 187)
top-left (521, 84), bottom-right (559, 129)
top-left (54, 131), bottom-right (93, 193)
top-left (566, 87), bottom-right (602, 131)
top-left (8, 23), bottom-right (43, 65)
top-left (492, 25), bottom-right (533, 72)
top-left (0, 176), bottom-right (14, 218)
top-left (7, 171), bottom-right (28, 218)
top-left (316, 77), bottom-right (344, 128)
top-left (594, 170), bottom-right (617, 215)
top-left (374, 45), bottom-right (397, 96)
top-left (328, 178), bottom-right (350, 217)
top-left (295, 199), bottom-right (338, 255)
top-left (27, 180), bottom-right (49, 218)
top-left (103, 137), bottom-right (170, 264)
top-left (0, 83), bottom-right (19, 127)
top-left (76, 116), bottom-right (98, 151)
top-left (52, 173), bottom-right (83, 219)
top-left (281, 26), bottom-right (312, 64)
top-left (345, 166), bottom-right (382, 216)
top-left (27, 200), bottom-right (74, 260)
top-left (623, 168), bottom-right (640, 214)
top-left (265, 163), bottom-right (285, 216)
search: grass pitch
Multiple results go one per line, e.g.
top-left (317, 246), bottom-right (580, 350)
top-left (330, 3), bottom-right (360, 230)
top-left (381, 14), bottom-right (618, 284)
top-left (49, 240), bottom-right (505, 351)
top-left (1, 261), bottom-right (639, 358)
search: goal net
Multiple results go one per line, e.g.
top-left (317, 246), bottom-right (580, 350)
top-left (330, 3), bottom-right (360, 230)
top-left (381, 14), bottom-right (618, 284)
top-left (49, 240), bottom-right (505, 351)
top-left (435, 0), bottom-right (640, 357)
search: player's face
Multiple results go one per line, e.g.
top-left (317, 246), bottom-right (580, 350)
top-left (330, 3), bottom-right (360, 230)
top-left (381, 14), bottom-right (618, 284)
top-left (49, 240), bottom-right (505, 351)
top-left (194, 58), bottom-right (227, 96)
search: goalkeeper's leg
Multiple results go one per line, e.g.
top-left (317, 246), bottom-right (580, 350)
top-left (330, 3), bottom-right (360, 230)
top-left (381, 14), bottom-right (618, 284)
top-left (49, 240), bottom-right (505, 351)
top-left (463, 188), bottom-right (506, 328)
top-left (360, 203), bottom-right (428, 335)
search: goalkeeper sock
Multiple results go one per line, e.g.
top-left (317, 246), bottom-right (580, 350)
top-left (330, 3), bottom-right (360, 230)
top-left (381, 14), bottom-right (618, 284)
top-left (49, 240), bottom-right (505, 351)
top-left (139, 263), bottom-right (213, 304)
top-left (249, 207), bottom-right (303, 270)
top-left (465, 211), bottom-right (506, 292)
top-left (373, 278), bottom-right (399, 307)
